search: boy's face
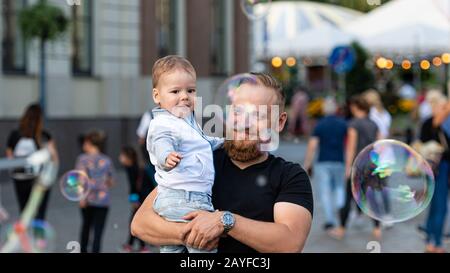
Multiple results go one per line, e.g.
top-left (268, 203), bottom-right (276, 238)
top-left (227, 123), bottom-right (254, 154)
top-left (153, 69), bottom-right (196, 118)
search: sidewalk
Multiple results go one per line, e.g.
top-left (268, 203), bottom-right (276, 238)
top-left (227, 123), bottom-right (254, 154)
top-left (0, 140), bottom-right (448, 253)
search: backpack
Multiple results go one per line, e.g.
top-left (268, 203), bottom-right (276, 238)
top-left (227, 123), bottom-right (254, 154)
top-left (11, 137), bottom-right (40, 180)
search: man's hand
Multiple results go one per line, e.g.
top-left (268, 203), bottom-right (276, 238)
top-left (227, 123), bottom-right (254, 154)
top-left (181, 210), bottom-right (224, 250)
top-left (165, 152), bottom-right (182, 170)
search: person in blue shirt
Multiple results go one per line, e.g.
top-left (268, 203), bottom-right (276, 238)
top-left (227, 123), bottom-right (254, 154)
top-left (304, 97), bottom-right (347, 234)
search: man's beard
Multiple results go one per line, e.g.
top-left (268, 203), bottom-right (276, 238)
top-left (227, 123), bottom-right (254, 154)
top-left (223, 140), bottom-right (263, 162)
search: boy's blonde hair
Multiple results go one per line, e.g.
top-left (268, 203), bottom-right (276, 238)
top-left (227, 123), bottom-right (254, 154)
top-left (152, 55), bottom-right (196, 88)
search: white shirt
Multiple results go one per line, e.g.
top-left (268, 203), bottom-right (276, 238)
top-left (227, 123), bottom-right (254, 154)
top-left (369, 107), bottom-right (392, 139)
top-left (136, 111), bottom-right (152, 139)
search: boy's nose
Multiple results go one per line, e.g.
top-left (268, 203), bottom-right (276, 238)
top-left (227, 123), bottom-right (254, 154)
top-left (180, 90), bottom-right (189, 99)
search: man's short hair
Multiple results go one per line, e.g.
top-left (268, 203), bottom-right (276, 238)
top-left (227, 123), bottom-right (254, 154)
top-left (152, 55), bottom-right (196, 88)
top-left (349, 95), bottom-right (370, 114)
top-left (250, 72), bottom-right (286, 111)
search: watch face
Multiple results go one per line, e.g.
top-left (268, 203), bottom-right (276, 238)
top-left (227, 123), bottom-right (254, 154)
top-left (223, 212), bottom-right (234, 226)
top-left (224, 214), bottom-right (233, 224)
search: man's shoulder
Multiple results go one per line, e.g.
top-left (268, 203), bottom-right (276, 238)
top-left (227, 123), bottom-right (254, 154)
top-left (268, 155), bottom-right (308, 180)
top-left (213, 148), bottom-right (227, 162)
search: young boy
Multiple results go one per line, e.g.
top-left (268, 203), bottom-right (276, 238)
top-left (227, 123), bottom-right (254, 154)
top-left (76, 130), bottom-right (115, 253)
top-left (147, 55), bottom-right (223, 253)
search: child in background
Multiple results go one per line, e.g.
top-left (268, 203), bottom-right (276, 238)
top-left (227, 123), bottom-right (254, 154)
top-left (147, 55), bottom-right (223, 253)
top-left (76, 130), bottom-right (115, 253)
top-left (118, 146), bottom-right (155, 253)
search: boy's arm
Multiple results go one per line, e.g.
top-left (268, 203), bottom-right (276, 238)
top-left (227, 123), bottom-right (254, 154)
top-left (131, 188), bottom-right (187, 246)
top-left (147, 119), bottom-right (181, 169)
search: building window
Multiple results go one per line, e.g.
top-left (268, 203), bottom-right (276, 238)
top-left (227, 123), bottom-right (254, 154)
top-left (2, 0), bottom-right (27, 74)
top-left (72, 0), bottom-right (93, 76)
top-left (155, 0), bottom-right (177, 57)
top-left (210, 0), bottom-right (226, 75)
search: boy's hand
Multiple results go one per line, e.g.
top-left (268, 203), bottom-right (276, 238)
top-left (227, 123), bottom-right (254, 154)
top-left (165, 152), bottom-right (182, 170)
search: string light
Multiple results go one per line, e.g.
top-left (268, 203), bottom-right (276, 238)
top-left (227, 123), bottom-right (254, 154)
top-left (402, 60), bottom-right (411, 70)
top-left (271, 57), bottom-right (283, 68)
top-left (420, 60), bottom-right (430, 70)
top-left (286, 57), bottom-right (296, 67)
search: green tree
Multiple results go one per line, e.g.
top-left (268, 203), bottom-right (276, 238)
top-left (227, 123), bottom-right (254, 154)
top-left (19, 0), bottom-right (68, 116)
top-left (345, 42), bottom-right (375, 97)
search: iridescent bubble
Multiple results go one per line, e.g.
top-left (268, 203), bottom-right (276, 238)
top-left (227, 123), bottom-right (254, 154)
top-left (351, 140), bottom-right (434, 224)
top-left (214, 73), bottom-right (280, 150)
top-left (59, 170), bottom-right (90, 201)
top-left (240, 0), bottom-right (272, 20)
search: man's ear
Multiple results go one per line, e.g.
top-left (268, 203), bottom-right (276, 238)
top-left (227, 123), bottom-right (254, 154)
top-left (153, 88), bottom-right (160, 105)
top-left (276, 111), bottom-right (288, 133)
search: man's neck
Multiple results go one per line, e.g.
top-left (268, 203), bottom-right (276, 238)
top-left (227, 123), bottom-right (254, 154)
top-left (230, 152), bottom-right (269, 170)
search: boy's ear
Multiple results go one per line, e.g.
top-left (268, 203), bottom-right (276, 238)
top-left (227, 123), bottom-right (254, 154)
top-left (152, 88), bottom-right (160, 104)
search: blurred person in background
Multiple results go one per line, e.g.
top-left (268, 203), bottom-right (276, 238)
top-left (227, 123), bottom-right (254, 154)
top-left (118, 146), bottom-right (155, 253)
top-left (364, 89), bottom-right (392, 139)
top-left (330, 96), bottom-right (382, 240)
top-left (420, 95), bottom-right (450, 253)
top-left (303, 97), bottom-right (347, 236)
top-left (137, 109), bottom-right (153, 164)
top-left (76, 130), bottom-right (116, 253)
top-left (6, 104), bottom-right (59, 221)
top-left (288, 89), bottom-right (310, 140)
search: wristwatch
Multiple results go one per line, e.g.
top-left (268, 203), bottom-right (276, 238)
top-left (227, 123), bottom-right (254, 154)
top-left (221, 211), bottom-right (235, 233)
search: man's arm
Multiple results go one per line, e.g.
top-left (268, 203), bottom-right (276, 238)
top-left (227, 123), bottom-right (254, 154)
top-left (183, 203), bottom-right (312, 253)
top-left (303, 137), bottom-right (319, 173)
top-left (229, 202), bottom-right (312, 253)
top-left (131, 188), bottom-right (186, 246)
top-left (345, 127), bottom-right (358, 179)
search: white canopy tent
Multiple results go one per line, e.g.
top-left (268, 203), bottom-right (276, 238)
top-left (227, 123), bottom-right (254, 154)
top-left (252, 1), bottom-right (362, 59)
top-left (293, 25), bottom-right (355, 57)
top-left (345, 0), bottom-right (450, 56)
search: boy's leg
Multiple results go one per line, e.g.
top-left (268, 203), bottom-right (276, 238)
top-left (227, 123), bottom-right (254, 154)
top-left (160, 245), bottom-right (187, 253)
top-left (92, 207), bottom-right (109, 253)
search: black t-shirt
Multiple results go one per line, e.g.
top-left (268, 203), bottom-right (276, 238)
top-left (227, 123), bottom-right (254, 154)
top-left (212, 149), bottom-right (314, 253)
top-left (7, 129), bottom-right (52, 151)
top-left (420, 117), bottom-right (450, 162)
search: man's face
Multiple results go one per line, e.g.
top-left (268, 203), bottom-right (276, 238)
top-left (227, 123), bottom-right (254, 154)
top-left (224, 83), bottom-right (286, 162)
top-left (153, 69), bottom-right (197, 117)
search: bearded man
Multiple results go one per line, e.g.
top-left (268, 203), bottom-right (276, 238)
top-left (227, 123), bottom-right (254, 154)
top-left (131, 73), bottom-right (313, 253)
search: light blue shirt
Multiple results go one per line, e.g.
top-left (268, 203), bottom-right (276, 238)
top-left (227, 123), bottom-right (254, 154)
top-left (146, 107), bottom-right (223, 194)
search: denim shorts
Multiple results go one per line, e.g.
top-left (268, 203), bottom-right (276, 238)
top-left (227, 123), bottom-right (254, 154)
top-left (153, 186), bottom-right (214, 223)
